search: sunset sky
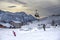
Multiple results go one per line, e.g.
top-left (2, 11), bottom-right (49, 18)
top-left (0, 0), bottom-right (60, 17)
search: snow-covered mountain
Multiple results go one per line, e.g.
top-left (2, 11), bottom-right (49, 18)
top-left (0, 10), bottom-right (37, 23)
top-left (39, 15), bottom-right (60, 25)
top-left (0, 10), bottom-right (60, 40)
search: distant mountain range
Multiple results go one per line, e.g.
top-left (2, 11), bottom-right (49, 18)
top-left (0, 10), bottom-right (60, 25)
top-left (40, 15), bottom-right (60, 25)
top-left (0, 10), bottom-right (37, 23)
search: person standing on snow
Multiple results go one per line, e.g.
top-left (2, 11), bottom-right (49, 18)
top-left (43, 24), bottom-right (46, 31)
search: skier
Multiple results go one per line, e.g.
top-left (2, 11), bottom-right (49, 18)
top-left (13, 31), bottom-right (16, 36)
top-left (43, 24), bottom-right (46, 31)
top-left (10, 26), bottom-right (12, 28)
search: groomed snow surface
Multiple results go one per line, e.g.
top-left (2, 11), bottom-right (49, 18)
top-left (0, 27), bottom-right (60, 40)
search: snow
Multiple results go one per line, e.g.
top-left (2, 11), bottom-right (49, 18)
top-left (12, 20), bottom-right (21, 23)
top-left (0, 27), bottom-right (60, 40)
top-left (0, 23), bottom-right (13, 27)
top-left (0, 19), bottom-right (60, 40)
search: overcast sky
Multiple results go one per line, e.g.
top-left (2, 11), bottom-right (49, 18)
top-left (0, 0), bottom-right (60, 17)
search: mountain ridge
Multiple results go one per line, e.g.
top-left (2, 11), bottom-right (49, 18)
top-left (0, 10), bottom-right (37, 24)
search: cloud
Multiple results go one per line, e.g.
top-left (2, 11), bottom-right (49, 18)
top-left (0, 0), bottom-right (60, 17)
top-left (0, 0), bottom-right (27, 5)
top-left (45, 5), bottom-right (60, 15)
top-left (14, 0), bottom-right (26, 4)
top-left (8, 6), bottom-right (16, 8)
top-left (29, 0), bottom-right (60, 16)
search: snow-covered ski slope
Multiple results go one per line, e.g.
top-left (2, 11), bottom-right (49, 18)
top-left (0, 27), bottom-right (60, 40)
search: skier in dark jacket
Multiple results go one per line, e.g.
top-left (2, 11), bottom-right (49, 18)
top-left (43, 24), bottom-right (46, 31)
